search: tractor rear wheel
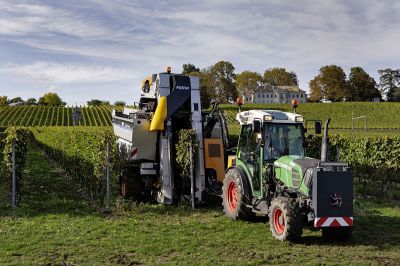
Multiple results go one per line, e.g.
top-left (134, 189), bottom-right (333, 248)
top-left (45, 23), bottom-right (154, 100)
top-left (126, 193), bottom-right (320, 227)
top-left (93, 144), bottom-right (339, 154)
top-left (322, 227), bottom-right (352, 241)
top-left (222, 168), bottom-right (254, 220)
top-left (268, 197), bottom-right (303, 241)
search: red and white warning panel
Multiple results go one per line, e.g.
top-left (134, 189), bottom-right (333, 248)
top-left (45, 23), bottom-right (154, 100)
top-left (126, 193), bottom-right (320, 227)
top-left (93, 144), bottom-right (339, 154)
top-left (314, 217), bottom-right (353, 227)
top-left (130, 147), bottom-right (138, 159)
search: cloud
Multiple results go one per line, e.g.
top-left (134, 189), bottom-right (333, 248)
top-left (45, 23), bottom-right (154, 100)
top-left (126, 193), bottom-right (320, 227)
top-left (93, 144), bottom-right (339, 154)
top-left (0, 0), bottom-right (400, 104)
top-left (0, 2), bottom-right (110, 38)
top-left (0, 61), bottom-right (133, 83)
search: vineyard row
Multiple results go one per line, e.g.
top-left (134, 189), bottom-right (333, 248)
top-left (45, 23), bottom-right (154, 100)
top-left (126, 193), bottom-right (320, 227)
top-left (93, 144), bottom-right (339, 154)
top-left (0, 106), bottom-right (112, 127)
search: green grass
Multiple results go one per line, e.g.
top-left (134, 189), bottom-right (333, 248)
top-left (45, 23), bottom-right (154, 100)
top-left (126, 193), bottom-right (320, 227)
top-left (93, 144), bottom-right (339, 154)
top-left (1, 142), bottom-right (400, 265)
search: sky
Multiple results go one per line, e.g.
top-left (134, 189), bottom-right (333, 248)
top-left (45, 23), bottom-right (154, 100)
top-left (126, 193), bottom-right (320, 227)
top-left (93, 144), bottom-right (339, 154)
top-left (0, 0), bottom-right (399, 105)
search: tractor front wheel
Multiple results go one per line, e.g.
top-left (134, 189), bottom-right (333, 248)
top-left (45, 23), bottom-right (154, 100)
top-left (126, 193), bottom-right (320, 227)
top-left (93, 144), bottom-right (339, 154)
top-left (222, 168), bottom-right (254, 220)
top-left (268, 197), bottom-right (303, 241)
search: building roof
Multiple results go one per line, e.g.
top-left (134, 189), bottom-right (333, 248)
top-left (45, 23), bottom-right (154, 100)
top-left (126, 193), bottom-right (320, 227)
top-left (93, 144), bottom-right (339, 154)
top-left (255, 85), bottom-right (306, 94)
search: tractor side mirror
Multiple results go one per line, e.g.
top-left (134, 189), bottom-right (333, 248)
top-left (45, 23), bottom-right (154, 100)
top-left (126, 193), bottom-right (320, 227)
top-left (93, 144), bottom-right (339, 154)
top-left (315, 121), bottom-right (322, 134)
top-left (253, 120), bottom-right (262, 133)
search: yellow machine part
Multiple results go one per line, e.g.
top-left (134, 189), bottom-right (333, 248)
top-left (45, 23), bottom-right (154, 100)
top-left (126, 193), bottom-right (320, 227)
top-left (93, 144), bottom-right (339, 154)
top-left (227, 155), bottom-right (237, 169)
top-left (204, 138), bottom-right (226, 183)
top-left (150, 96), bottom-right (167, 131)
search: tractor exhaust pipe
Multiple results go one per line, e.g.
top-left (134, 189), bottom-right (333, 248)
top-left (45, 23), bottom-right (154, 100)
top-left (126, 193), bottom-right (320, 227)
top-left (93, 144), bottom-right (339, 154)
top-left (321, 118), bottom-right (331, 162)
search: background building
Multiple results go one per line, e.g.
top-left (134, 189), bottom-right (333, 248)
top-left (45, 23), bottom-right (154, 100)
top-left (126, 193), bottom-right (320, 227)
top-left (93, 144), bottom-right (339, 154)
top-left (243, 85), bottom-right (307, 104)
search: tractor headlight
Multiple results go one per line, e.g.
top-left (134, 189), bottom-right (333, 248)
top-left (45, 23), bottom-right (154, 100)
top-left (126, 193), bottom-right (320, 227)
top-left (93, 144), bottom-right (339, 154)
top-left (264, 115), bottom-right (273, 121)
top-left (295, 116), bottom-right (304, 122)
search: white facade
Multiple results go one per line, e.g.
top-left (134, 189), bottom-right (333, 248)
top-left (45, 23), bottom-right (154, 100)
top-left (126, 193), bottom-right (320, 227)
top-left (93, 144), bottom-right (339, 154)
top-left (245, 85), bottom-right (307, 104)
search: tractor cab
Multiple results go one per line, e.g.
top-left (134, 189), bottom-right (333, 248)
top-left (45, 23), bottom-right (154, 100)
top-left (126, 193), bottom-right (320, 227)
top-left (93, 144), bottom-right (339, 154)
top-left (263, 122), bottom-right (305, 160)
top-left (235, 110), bottom-right (306, 163)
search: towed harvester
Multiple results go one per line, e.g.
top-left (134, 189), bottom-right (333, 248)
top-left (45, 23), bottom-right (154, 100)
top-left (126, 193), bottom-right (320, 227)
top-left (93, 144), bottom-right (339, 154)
top-left (112, 69), bottom-right (228, 204)
top-left (112, 70), bottom-right (353, 241)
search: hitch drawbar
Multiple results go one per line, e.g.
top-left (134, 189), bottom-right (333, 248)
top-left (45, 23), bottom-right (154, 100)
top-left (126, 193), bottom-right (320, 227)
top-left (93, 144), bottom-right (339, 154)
top-left (312, 166), bottom-right (353, 228)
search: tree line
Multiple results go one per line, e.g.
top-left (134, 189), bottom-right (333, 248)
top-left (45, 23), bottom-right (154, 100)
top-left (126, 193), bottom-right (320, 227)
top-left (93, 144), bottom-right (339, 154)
top-left (309, 66), bottom-right (400, 102)
top-left (2, 64), bottom-right (399, 107)
top-left (0, 93), bottom-right (124, 107)
top-left (182, 62), bottom-right (400, 106)
top-left (182, 62), bottom-right (300, 108)
top-left (0, 92), bottom-right (66, 106)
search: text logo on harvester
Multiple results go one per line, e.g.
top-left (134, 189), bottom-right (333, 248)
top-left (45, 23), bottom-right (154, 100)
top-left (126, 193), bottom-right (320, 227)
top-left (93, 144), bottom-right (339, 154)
top-left (176, 86), bottom-right (190, 90)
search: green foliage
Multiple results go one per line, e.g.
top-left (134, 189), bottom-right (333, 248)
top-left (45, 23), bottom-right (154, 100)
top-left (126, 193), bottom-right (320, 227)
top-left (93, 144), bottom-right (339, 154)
top-left (347, 67), bottom-right (381, 101)
top-left (10, 97), bottom-right (24, 104)
top-left (0, 96), bottom-right (7, 105)
top-left (378, 68), bottom-right (400, 101)
top-left (175, 129), bottom-right (199, 178)
top-left (306, 134), bottom-right (400, 198)
top-left (236, 71), bottom-right (262, 95)
top-left (25, 97), bottom-right (37, 105)
top-left (210, 61), bottom-right (238, 103)
top-left (309, 65), bottom-right (347, 102)
top-left (40, 92), bottom-right (64, 106)
top-left (263, 67), bottom-right (298, 86)
top-left (1, 127), bottom-right (28, 177)
top-left (30, 127), bottom-right (118, 202)
top-left (87, 99), bottom-right (110, 106)
top-left (1, 127), bottom-right (28, 202)
top-left (0, 106), bottom-right (112, 127)
top-left (3, 143), bottom-right (400, 265)
top-left (113, 101), bottom-right (126, 107)
top-left (182, 63), bottom-right (200, 75)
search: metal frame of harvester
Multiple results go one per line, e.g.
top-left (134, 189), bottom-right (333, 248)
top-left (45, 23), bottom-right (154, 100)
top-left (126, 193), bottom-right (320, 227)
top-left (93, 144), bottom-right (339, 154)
top-left (112, 69), bottom-right (228, 205)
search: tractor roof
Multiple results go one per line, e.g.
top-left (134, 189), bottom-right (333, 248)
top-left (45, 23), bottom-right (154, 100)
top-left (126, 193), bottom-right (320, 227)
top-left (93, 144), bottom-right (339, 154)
top-left (236, 110), bottom-right (304, 125)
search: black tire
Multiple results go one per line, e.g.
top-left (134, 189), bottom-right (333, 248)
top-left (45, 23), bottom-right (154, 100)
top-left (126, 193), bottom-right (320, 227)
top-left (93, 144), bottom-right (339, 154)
top-left (322, 227), bottom-right (352, 241)
top-left (120, 166), bottom-right (144, 202)
top-left (268, 197), bottom-right (303, 241)
top-left (222, 168), bottom-right (254, 220)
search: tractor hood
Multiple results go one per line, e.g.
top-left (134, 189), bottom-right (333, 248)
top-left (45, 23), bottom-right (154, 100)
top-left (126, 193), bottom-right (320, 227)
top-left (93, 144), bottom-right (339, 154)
top-left (274, 156), bottom-right (320, 196)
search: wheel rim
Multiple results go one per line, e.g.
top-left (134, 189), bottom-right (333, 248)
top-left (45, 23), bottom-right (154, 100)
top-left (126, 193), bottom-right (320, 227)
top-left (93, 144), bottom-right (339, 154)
top-left (273, 208), bottom-right (285, 234)
top-left (227, 180), bottom-right (238, 212)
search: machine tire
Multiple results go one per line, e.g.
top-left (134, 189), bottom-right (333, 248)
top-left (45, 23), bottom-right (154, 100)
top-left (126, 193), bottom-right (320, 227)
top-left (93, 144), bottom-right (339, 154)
top-left (222, 168), bottom-right (254, 220)
top-left (322, 227), bottom-right (352, 241)
top-left (120, 166), bottom-right (144, 202)
top-left (268, 197), bottom-right (303, 241)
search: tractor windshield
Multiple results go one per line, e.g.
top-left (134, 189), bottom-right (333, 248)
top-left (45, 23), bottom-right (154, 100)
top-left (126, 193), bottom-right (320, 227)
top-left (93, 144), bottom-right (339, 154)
top-left (264, 123), bottom-right (305, 160)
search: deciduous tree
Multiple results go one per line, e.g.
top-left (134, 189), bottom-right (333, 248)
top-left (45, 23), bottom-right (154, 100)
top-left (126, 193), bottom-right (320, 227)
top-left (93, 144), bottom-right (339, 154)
top-left (182, 63), bottom-right (200, 75)
top-left (114, 101), bottom-right (126, 107)
top-left (10, 97), bottom-right (24, 103)
top-left (347, 67), bottom-right (381, 101)
top-left (263, 67), bottom-right (298, 86)
top-left (378, 68), bottom-right (400, 101)
top-left (236, 71), bottom-right (262, 95)
top-left (309, 65), bottom-right (347, 102)
top-left (0, 96), bottom-right (8, 105)
top-left (210, 61), bottom-right (237, 103)
top-left (41, 92), bottom-right (64, 106)
top-left (87, 99), bottom-right (109, 106)
top-left (26, 98), bottom-right (37, 105)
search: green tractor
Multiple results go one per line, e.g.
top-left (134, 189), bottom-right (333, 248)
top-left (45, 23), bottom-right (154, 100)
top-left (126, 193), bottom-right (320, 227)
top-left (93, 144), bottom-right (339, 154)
top-left (222, 109), bottom-right (353, 241)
